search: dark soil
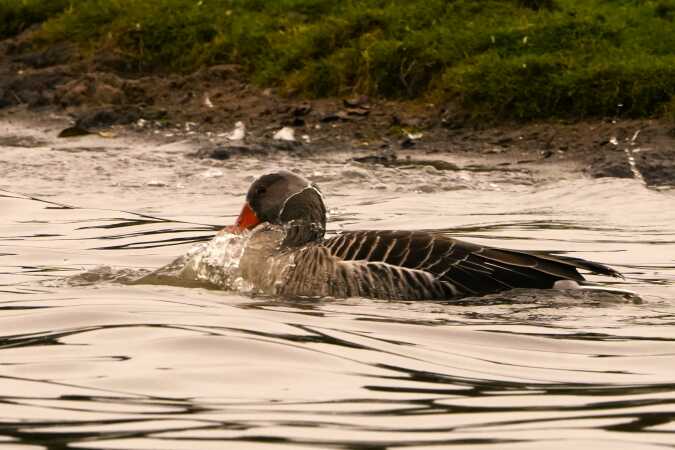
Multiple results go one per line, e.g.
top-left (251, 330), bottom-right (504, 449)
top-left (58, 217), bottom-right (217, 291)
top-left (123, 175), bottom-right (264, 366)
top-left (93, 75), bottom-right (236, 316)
top-left (1, 30), bottom-right (674, 188)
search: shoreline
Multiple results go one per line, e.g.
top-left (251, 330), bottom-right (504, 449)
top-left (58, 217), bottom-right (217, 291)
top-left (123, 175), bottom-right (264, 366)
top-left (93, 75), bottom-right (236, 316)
top-left (1, 36), bottom-right (674, 188)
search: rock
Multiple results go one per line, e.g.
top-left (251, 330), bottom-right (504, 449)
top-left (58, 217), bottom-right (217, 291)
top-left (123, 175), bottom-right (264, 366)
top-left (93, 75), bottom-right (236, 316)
top-left (55, 79), bottom-right (90, 106)
top-left (414, 160), bottom-right (460, 171)
top-left (584, 145), bottom-right (675, 186)
top-left (416, 184), bottom-right (437, 193)
top-left (36, 90), bottom-right (55, 106)
top-left (15, 89), bottom-right (41, 106)
top-left (12, 43), bottom-right (75, 69)
top-left (494, 136), bottom-right (515, 146)
top-left (58, 126), bottom-right (92, 138)
top-left (121, 80), bottom-right (147, 104)
top-left (270, 140), bottom-right (303, 151)
top-left (293, 103), bottom-right (312, 116)
top-left (403, 117), bottom-right (424, 128)
top-left (320, 107), bottom-right (369, 123)
top-left (140, 107), bottom-right (167, 121)
top-left (204, 147), bottom-right (235, 160)
top-left (0, 135), bottom-right (49, 147)
top-left (423, 165), bottom-right (442, 175)
top-left (634, 148), bottom-right (675, 187)
top-left (202, 64), bottom-right (243, 81)
top-left (74, 107), bottom-right (142, 129)
top-left (320, 113), bottom-right (340, 123)
top-left (400, 137), bottom-right (415, 148)
top-left (56, 78), bottom-right (89, 106)
top-left (1, 67), bottom-right (70, 107)
top-left (192, 144), bottom-right (269, 160)
top-left (587, 152), bottom-right (633, 179)
top-left (352, 155), bottom-right (460, 171)
top-left (340, 167), bottom-right (371, 179)
top-left (92, 52), bottom-right (133, 72)
top-left (586, 126), bottom-right (675, 186)
top-left (344, 107), bottom-right (370, 117)
top-left (92, 82), bottom-right (124, 104)
top-left (55, 74), bottom-right (125, 106)
top-left (484, 146), bottom-right (506, 154)
top-left (353, 154), bottom-right (397, 165)
top-left (343, 95), bottom-right (370, 108)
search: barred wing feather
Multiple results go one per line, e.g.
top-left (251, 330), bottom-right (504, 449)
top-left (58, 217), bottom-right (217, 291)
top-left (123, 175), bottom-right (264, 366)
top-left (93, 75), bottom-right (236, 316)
top-left (319, 230), bottom-right (621, 299)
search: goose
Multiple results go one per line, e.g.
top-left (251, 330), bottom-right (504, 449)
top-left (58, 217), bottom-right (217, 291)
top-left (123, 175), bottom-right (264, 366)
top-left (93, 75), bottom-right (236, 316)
top-left (225, 170), bottom-right (622, 299)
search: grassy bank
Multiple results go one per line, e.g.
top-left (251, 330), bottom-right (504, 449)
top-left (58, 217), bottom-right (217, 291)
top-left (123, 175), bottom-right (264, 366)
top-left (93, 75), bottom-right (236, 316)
top-left (4, 0), bottom-right (675, 120)
top-left (0, 0), bottom-right (69, 38)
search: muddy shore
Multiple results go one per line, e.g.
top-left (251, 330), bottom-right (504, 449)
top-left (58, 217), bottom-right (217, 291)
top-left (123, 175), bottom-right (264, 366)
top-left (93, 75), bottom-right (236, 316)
top-left (1, 33), bottom-right (674, 188)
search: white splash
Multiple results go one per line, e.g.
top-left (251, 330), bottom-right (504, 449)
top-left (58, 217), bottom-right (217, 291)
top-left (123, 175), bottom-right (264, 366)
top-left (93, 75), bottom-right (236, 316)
top-left (610, 132), bottom-right (646, 185)
top-left (626, 129), bottom-right (646, 185)
top-left (135, 232), bottom-right (251, 290)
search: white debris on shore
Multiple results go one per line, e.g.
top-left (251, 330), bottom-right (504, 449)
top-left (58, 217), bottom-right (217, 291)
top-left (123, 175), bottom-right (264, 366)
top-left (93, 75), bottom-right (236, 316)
top-left (203, 94), bottom-right (214, 108)
top-left (273, 126), bottom-right (295, 141)
top-left (220, 121), bottom-right (246, 141)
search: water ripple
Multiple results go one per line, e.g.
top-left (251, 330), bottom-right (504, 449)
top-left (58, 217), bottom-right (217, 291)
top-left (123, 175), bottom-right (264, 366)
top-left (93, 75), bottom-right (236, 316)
top-left (0, 156), bottom-right (674, 449)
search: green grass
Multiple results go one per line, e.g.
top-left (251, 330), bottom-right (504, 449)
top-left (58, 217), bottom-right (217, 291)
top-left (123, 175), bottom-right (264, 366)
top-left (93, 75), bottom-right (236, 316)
top-left (4, 0), bottom-right (675, 120)
top-left (0, 0), bottom-right (70, 38)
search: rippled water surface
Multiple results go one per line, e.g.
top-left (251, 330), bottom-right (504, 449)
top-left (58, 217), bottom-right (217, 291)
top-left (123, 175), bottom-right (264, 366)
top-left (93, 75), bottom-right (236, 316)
top-left (1, 121), bottom-right (674, 449)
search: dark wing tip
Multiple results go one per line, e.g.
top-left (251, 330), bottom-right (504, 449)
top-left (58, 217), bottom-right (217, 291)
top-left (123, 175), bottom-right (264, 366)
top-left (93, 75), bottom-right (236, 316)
top-left (558, 255), bottom-right (624, 279)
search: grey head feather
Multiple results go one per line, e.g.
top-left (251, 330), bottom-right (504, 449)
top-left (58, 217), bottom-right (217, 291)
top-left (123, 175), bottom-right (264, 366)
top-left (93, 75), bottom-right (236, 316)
top-left (246, 171), bottom-right (327, 247)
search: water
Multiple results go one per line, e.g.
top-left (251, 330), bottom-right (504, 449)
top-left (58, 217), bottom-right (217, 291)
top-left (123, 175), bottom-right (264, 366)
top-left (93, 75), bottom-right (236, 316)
top-left (1, 120), bottom-right (675, 449)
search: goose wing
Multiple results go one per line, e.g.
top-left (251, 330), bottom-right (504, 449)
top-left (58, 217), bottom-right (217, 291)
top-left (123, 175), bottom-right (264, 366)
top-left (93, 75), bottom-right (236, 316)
top-left (280, 243), bottom-right (454, 300)
top-left (323, 230), bottom-right (621, 297)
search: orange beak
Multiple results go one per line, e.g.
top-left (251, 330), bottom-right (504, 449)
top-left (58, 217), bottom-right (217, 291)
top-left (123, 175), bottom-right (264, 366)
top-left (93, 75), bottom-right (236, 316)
top-left (223, 203), bottom-right (261, 234)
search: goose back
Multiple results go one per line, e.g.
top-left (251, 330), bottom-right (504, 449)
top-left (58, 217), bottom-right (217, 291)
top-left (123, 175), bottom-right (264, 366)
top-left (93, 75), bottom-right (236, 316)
top-left (277, 230), bottom-right (620, 300)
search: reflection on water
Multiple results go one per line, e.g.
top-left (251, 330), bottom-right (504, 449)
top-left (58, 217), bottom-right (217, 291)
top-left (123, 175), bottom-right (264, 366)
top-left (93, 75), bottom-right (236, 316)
top-left (1, 124), bottom-right (675, 449)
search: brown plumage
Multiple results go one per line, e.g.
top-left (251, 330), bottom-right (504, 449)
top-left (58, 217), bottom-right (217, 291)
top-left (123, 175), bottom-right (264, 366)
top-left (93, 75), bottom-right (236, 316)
top-left (229, 171), bottom-right (622, 300)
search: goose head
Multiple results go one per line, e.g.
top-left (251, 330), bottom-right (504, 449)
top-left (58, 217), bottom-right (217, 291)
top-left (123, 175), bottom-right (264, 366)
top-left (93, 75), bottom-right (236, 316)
top-left (226, 170), bottom-right (326, 246)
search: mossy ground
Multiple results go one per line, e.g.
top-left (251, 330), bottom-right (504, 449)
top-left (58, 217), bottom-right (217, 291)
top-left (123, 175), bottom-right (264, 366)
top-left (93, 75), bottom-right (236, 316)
top-left (3, 0), bottom-right (675, 120)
